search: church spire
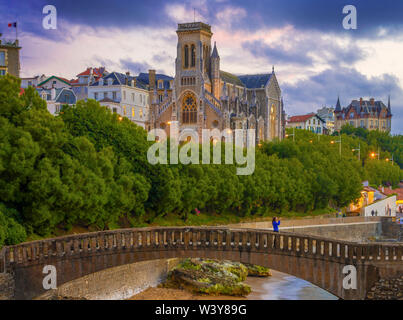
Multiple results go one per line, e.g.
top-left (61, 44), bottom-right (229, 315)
top-left (335, 96), bottom-right (341, 112)
top-left (211, 41), bottom-right (219, 58)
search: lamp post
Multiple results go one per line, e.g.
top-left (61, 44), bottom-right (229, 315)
top-left (331, 136), bottom-right (342, 158)
top-left (370, 147), bottom-right (380, 160)
top-left (386, 154), bottom-right (394, 165)
top-left (285, 127), bottom-right (295, 142)
top-left (352, 143), bottom-right (361, 161)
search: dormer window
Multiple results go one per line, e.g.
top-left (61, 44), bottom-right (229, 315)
top-left (350, 112), bottom-right (354, 118)
top-left (107, 77), bottom-right (113, 86)
top-left (158, 80), bottom-right (163, 89)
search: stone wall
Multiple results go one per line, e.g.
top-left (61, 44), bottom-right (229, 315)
top-left (363, 196), bottom-right (397, 217)
top-left (366, 275), bottom-right (403, 300)
top-left (0, 273), bottom-right (14, 300)
top-left (36, 258), bottom-right (179, 300)
top-left (226, 216), bottom-right (384, 242)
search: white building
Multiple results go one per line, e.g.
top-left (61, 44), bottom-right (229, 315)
top-left (88, 72), bottom-right (150, 128)
top-left (286, 113), bottom-right (326, 134)
top-left (21, 74), bottom-right (47, 88)
top-left (37, 87), bottom-right (77, 115)
top-left (37, 75), bottom-right (71, 89)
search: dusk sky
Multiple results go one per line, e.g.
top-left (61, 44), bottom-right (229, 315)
top-left (1, 0), bottom-right (403, 133)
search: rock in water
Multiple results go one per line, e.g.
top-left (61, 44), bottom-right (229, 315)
top-left (162, 258), bottom-right (251, 296)
top-left (244, 263), bottom-right (272, 277)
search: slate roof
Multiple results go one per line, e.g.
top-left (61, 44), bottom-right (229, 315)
top-left (137, 72), bottom-right (173, 89)
top-left (220, 71), bottom-right (244, 87)
top-left (238, 74), bottom-right (272, 89)
top-left (36, 87), bottom-right (76, 104)
top-left (90, 72), bottom-right (148, 90)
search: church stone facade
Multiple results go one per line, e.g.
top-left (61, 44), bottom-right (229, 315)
top-left (149, 22), bottom-right (285, 143)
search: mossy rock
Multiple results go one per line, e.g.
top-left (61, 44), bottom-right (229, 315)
top-left (163, 258), bottom-right (251, 296)
top-left (244, 264), bottom-right (272, 277)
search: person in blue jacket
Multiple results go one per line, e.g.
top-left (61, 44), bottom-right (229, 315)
top-left (272, 217), bottom-right (281, 232)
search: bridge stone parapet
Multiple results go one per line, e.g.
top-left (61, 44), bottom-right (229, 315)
top-left (1, 226), bottom-right (403, 300)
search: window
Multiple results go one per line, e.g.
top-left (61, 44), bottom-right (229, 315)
top-left (158, 81), bottom-right (163, 89)
top-left (184, 45), bottom-right (189, 69)
top-left (132, 93), bottom-right (135, 102)
top-left (55, 105), bottom-right (60, 113)
top-left (123, 106), bottom-right (127, 116)
top-left (112, 91), bottom-right (117, 100)
top-left (0, 51), bottom-right (5, 66)
top-left (113, 107), bottom-right (117, 113)
top-left (360, 120), bottom-right (364, 127)
top-left (182, 92), bottom-right (197, 124)
top-left (159, 94), bottom-right (163, 102)
top-left (313, 119), bottom-right (316, 125)
top-left (132, 108), bottom-right (135, 118)
top-left (104, 92), bottom-right (108, 99)
top-left (350, 112), bottom-right (354, 118)
top-left (123, 91), bottom-right (126, 100)
top-left (191, 44), bottom-right (196, 67)
top-left (94, 92), bottom-right (98, 100)
top-left (0, 70), bottom-right (6, 76)
top-left (53, 80), bottom-right (57, 85)
top-left (28, 81), bottom-right (32, 86)
top-left (140, 109), bottom-right (143, 118)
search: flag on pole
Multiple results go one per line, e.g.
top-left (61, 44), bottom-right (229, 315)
top-left (8, 22), bottom-right (17, 28)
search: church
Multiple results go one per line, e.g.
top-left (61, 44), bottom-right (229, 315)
top-left (148, 22), bottom-right (285, 143)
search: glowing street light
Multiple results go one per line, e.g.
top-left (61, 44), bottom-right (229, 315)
top-left (370, 147), bottom-right (380, 160)
top-left (352, 143), bottom-right (361, 160)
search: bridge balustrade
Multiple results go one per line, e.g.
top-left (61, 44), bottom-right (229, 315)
top-left (1, 227), bottom-right (403, 273)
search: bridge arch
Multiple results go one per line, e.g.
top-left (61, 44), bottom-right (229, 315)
top-left (1, 227), bottom-right (403, 300)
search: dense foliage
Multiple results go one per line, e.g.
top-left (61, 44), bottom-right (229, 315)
top-left (0, 75), bottom-right (402, 245)
top-left (340, 124), bottom-right (403, 169)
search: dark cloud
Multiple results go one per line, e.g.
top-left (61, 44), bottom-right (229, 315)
top-left (4, 0), bottom-right (403, 38)
top-left (282, 68), bottom-right (403, 134)
top-left (242, 35), bottom-right (367, 68)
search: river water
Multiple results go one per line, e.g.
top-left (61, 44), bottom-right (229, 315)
top-left (244, 270), bottom-right (338, 300)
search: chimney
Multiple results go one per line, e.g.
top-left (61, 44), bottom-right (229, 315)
top-left (133, 78), bottom-right (137, 87)
top-left (360, 97), bottom-right (363, 106)
top-left (50, 85), bottom-right (56, 100)
top-left (370, 98), bottom-right (375, 105)
top-left (126, 71), bottom-right (130, 77)
top-left (149, 69), bottom-right (156, 90)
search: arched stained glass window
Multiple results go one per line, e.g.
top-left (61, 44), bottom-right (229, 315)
top-left (182, 92), bottom-right (197, 124)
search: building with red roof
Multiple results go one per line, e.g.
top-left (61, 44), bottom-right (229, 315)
top-left (286, 113), bottom-right (327, 134)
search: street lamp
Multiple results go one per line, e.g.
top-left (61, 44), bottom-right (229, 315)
top-left (370, 147), bottom-right (380, 160)
top-left (386, 154), bottom-right (394, 165)
top-left (352, 143), bottom-right (361, 161)
top-left (331, 136), bottom-right (342, 158)
top-left (285, 127), bottom-right (295, 142)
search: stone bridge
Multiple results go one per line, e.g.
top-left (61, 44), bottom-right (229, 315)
top-left (1, 226), bottom-right (403, 300)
